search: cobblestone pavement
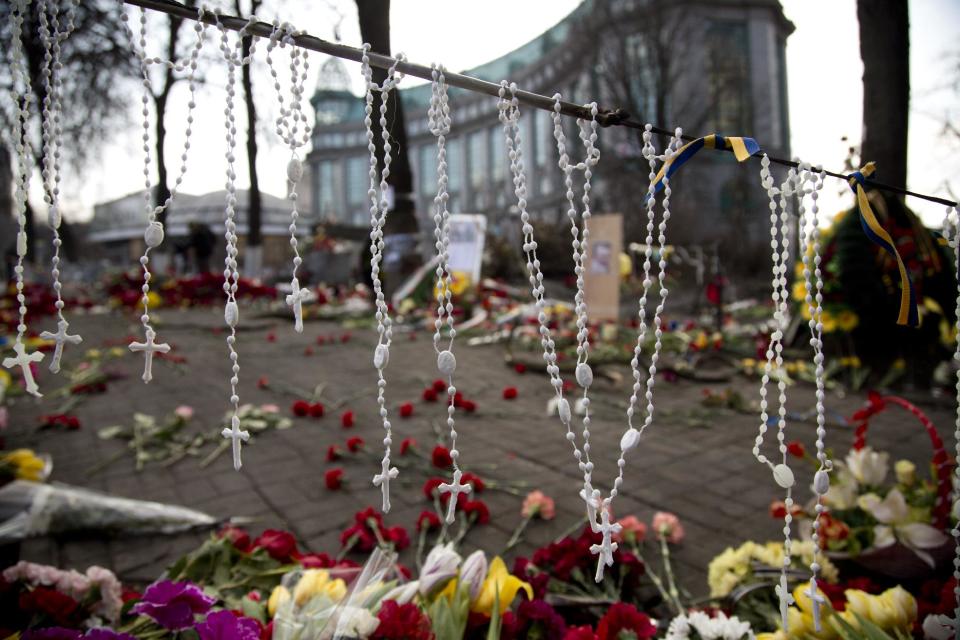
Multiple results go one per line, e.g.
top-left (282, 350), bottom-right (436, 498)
top-left (3, 308), bottom-right (950, 597)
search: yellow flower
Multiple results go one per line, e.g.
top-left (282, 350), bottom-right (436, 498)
top-left (472, 556), bottom-right (532, 616)
top-left (875, 586), bottom-right (916, 630)
top-left (793, 583), bottom-right (837, 640)
top-left (820, 310), bottom-right (838, 334)
top-left (836, 310), bottom-right (859, 332)
top-left (3, 449), bottom-right (46, 482)
top-left (85, 349), bottom-right (102, 360)
top-left (146, 291), bottom-right (162, 308)
top-left (894, 460), bottom-right (916, 486)
top-left (267, 585), bottom-right (291, 617)
top-left (793, 281), bottom-right (807, 302)
top-left (692, 332), bottom-right (708, 350)
top-left (292, 569), bottom-right (347, 606)
top-left (0, 369), bottom-right (11, 390)
top-left (109, 347), bottom-right (126, 358)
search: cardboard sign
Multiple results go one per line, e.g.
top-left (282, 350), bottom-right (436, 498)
top-left (584, 213), bottom-right (622, 322)
top-left (447, 214), bottom-right (486, 284)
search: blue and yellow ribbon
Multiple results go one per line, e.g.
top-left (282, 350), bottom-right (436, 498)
top-left (848, 162), bottom-right (918, 327)
top-left (647, 134), bottom-right (760, 196)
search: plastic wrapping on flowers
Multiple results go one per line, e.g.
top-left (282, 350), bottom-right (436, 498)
top-left (271, 548), bottom-right (396, 640)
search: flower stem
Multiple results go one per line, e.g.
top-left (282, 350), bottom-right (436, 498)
top-left (452, 512), bottom-right (474, 547)
top-left (554, 516), bottom-right (588, 543)
top-left (336, 533), bottom-right (358, 561)
top-left (659, 536), bottom-right (683, 613)
top-left (416, 527), bottom-right (428, 571)
top-left (504, 515), bottom-right (532, 552)
top-left (633, 543), bottom-right (679, 616)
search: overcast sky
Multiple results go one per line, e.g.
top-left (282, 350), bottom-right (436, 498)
top-left (52, 0), bottom-right (960, 227)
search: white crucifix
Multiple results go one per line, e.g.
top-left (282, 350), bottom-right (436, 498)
top-left (775, 572), bottom-right (795, 631)
top-left (580, 481), bottom-right (602, 532)
top-left (285, 278), bottom-right (310, 333)
top-left (589, 507), bottom-right (622, 583)
top-left (3, 340), bottom-right (45, 397)
top-left (220, 414), bottom-right (250, 471)
top-left (40, 319), bottom-right (82, 374)
top-left (438, 468), bottom-right (472, 524)
top-left (803, 579), bottom-right (827, 632)
top-left (373, 457), bottom-right (399, 512)
top-left (129, 328), bottom-right (170, 383)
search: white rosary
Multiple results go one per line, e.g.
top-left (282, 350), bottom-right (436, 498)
top-left (265, 22), bottom-right (312, 332)
top-left (36, 0), bottom-right (82, 374)
top-left (797, 162), bottom-right (831, 631)
top-left (428, 65), bottom-right (471, 522)
top-left (214, 12), bottom-right (260, 471)
top-left (754, 156), bottom-right (799, 631)
top-left (946, 203), bottom-right (960, 627)
top-left (2, 0), bottom-right (46, 398)
top-left (120, 3), bottom-right (206, 383)
top-left (361, 45), bottom-right (406, 512)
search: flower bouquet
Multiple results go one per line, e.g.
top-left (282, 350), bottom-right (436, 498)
top-left (793, 393), bottom-right (952, 579)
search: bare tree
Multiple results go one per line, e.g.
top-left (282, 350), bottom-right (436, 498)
top-left (235, 0), bottom-right (263, 277)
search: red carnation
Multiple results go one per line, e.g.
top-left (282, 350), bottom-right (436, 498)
top-left (309, 402), bottom-right (325, 418)
top-left (386, 525), bottom-right (410, 550)
top-left (564, 626), bottom-right (599, 640)
top-left (596, 603), bottom-right (656, 640)
top-left (292, 400), bottom-right (311, 417)
top-left (431, 445), bottom-right (453, 469)
top-left (423, 477), bottom-right (444, 499)
top-left (18, 586), bottom-right (80, 626)
top-left (295, 552), bottom-right (334, 568)
top-left (422, 387), bottom-right (438, 402)
top-left (462, 472), bottom-right (485, 493)
top-left (257, 376), bottom-right (269, 389)
top-left (787, 441), bottom-right (806, 458)
top-left (218, 524), bottom-right (252, 552)
top-left (326, 445), bottom-right (343, 461)
top-left (462, 499), bottom-right (490, 524)
top-left (432, 379), bottom-right (447, 392)
top-left (341, 410), bottom-right (355, 428)
top-left (399, 402), bottom-right (414, 418)
top-left (339, 523), bottom-right (375, 552)
top-left (400, 438), bottom-right (416, 455)
top-left (325, 468), bottom-right (344, 490)
top-left (253, 529), bottom-right (298, 563)
top-left (514, 363), bottom-right (527, 374)
top-left (417, 510), bottom-right (441, 531)
top-left (346, 436), bottom-right (365, 452)
top-left (370, 600), bottom-right (432, 640)
top-left (503, 386), bottom-right (518, 400)
top-left (461, 399), bottom-right (477, 413)
top-left (450, 391), bottom-right (464, 407)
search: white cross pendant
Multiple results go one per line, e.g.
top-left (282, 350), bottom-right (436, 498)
top-left (803, 579), bottom-right (827, 632)
top-left (285, 279), bottom-right (310, 333)
top-left (372, 457), bottom-right (399, 512)
top-left (776, 572), bottom-right (795, 631)
top-left (580, 481), bottom-right (602, 532)
top-left (129, 328), bottom-right (170, 383)
top-left (220, 414), bottom-right (250, 471)
top-left (438, 468), bottom-right (472, 523)
top-left (40, 319), bottom-right (82, 374)
top-left (3, 340), bottom-right (45, 397)
top-left (588, 507), bottom-right (621, 583)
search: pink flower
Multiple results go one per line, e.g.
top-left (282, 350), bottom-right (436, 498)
top-left (613, 516), bottom-right (647, 544)
top-left (521, 490), bottom-right (556, 520)
top-left (261, 404), bottom-right (279, 414)
top-left (174, 406), bottom-right (194, 420)
top-left (652, 511), bottom-right (685, 543)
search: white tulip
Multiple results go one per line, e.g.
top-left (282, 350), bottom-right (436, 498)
top-left (845, 446), bottom-right (889, 486)
top-left (419, 543), bottom-right (461, 596)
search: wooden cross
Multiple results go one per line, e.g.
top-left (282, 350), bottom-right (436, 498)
top-left (220, 414), bottom-right (250, 471)
top-left (40, 319), bottom-right (82, 373)
top-left (438, 468), bottom-right (472, 523)
top-left (372, 457), bottom-right (399, 512)
top-left (803, 579), bottom-right (827, 632)
top-left (775, 572), bottom-right (795, 631)
top-left (129, 328), bottom-right (170, 383)
top-left (285, 279), bottom-right (310, 333)
top-left (589, 507), bottom-right (622, 583)
top-left (3, 340), bottom-right (45, 397)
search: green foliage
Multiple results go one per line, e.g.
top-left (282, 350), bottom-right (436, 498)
top-left (428, 582), bottom-right (471, 640)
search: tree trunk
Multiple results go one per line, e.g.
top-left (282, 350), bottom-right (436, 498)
top-left (857, 0), bottom-right (909, 191)
top-left (153, 12), bottom-right (184, 228)
top-left (239, 1), bottom-right (261, 248)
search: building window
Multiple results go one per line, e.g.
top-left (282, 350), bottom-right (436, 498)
top-left (706, 20), bottom-right (751, 133)
top-left (490, 126), bottom-right (506, 182)
top-left (534, 109), bottom-right (551, 168)
top-left (419, 144), bottom-right (437, 197)
top-left (345, 156), bottom-right (366, 208)
top-left (317, 161), bottom-right (337, 219)
top-left (468, 130), bottom-right (487, 192)
top-left (447, 137), bottom-right (463, 193)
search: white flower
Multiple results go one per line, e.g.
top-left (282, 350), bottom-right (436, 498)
top-left (922, 614), bottom-right (956, 640)
top-left (459, 550), bottom-right (488, 603)
top-left (322, 606), bottom-right (379, 639)
top-left (845, 446), bottom-right (889, 486)
top-left (665, 611), bottom-right (754, 640)
top-left (858, 488), bottom-right (948, 567)
top-left (419, 543), bottom-right (460, 596)
top-left (381, 581), bottom-right (419, 605)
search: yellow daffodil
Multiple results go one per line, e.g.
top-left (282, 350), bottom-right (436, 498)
top-left (792, 583), bottom-right (837, 640)
top-left (292, 569), bottom-right (347, 605)
top-left (843, 587), bottom-right (916, 632)
top-left (146, 291), bottom-right (162, 308)
top-left (471, 556), bottom-right (532, 616)
top-left (267, 585), bottom-right (291, 617)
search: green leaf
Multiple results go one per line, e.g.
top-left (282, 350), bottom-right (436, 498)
top-left (486, 584), bottom-right (501, 640)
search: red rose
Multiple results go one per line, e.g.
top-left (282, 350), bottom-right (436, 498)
top-left (218, 524), bottom-right (252, 552)
top-left (514, 363), bottom-right (527, 374)
top-left (503, 386), bottom-right (518, 400)
top-left (370, 600), bottom-right (432, 640)
top-left (292, 400), bottom-right (311, 417)
top-left (340, 410), bottom-right (355, 428)
top-left (431, 445), bottom-right (453, 469)
top-left (346, 437), bottom-right (365, 452)
top-left (326, 445), bottom-right (342, 461)
top-left (416, 510), bottom-right (441, 531)
top-left (462, 472), bottom-right (485, 493)
top-left (596, 603), bottom-right (655, 640)
top-left (432, 379), bottom-right (447, 393)
top-left (399, 402), bottom-right (414, 418)
top-left (462, 499), bottom-right (490, 524)
top-left (325, 468), bottom-right (344, 490)
top-left (295, 552), bottom-right (334, 568)
top-left (309, 402), bottom-right (325, 418)
top-left (400, 438), bottom-right (416, 455)
top-left (422, 388), bottom-right (438, 402)
top-left (386, 525), bottom-right (409, 550)
top-left (257, 376), bottom-right (269, 389)
top-left (423, 477), bottom-right (444, 499)
top-left (787, 441), bottom-right (805, 458)
top-left (253, 529), bottom-right (298, 562)
top-left (461, 399), bottom-right (477, 413)
top-left (19, 586), bottom-right (80, 626)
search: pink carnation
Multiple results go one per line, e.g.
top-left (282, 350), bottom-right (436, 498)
top-left (613, 516), bottom-right (647, 544)
top-left (652, 511), bottom-right (685, 543)
top-left (174, 405), bottom-right (194, 420)
top-left (521, 490), bottom-right (556, 520)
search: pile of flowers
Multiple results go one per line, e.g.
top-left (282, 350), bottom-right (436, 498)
top-left (2, 561), bottom-right (125, 629)
top-left (105, 271), bottom-right (276, 309)
top-left (707, 540), bottom-right (839, 600)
